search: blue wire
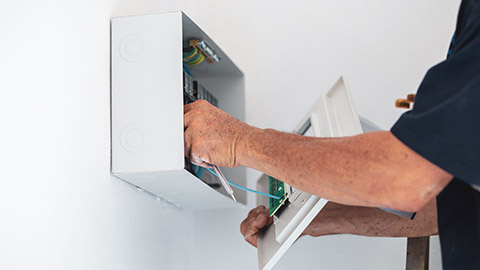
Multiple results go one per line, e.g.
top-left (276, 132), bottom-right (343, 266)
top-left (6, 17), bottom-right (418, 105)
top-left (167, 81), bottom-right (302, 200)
top-left (183, 63), bottom-right (193, 77)
top-left (197, 166), bottom-right (204, 178)
top-left (206, 168), bottom-right (281, 200)
top-left (191, 164), bottom-right (204, 178)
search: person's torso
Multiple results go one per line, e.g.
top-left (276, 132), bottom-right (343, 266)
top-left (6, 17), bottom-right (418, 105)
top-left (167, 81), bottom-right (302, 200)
top-left (428, 1), bottom-right (480, 268)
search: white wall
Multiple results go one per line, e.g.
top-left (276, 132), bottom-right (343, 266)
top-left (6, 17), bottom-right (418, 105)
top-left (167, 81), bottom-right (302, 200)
top-left (0, 0), bottom-right (460, 269)
top-left (0, 1), bottom-right (192, 269)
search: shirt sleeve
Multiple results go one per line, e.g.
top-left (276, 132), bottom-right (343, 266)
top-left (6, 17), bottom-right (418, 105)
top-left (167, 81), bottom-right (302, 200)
top-left (391, 19), bottom-right (480, 186)
top-left (391, 79), bottom-right (480, 186)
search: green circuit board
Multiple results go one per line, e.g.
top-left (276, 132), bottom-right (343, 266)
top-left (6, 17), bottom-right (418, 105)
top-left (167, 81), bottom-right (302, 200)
top-left (269, 176), bottom-right (288, 216)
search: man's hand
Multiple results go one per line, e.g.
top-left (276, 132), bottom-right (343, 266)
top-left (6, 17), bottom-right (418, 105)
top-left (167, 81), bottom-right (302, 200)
top-left (241, 200), bottom-right (437, 247)
top-left (184, 100), bottom-right (253, 167)
top-left (240, 206), bottom-right (273, 247)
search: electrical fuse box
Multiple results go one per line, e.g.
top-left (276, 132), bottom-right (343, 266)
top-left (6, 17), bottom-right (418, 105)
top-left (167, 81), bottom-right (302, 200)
top-left (111, 12), bottom-right (246, 209)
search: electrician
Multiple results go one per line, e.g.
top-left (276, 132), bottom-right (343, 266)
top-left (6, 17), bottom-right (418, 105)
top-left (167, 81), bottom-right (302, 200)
top-left (183, 1), bottom-right (480, 268)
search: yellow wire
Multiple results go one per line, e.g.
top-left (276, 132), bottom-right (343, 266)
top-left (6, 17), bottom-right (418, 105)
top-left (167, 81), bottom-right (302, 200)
top-left (194, 53), bottom-right (205, 65)
top-left (183, 48), bottom-right (199, 61)
top-left (188, 53), bottom-right (205, 65)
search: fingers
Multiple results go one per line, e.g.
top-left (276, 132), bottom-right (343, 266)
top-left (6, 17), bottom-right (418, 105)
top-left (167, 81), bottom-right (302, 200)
top-left (184, 126), bottom-right (212, 168)
top-left (184, 124), bottom-right (192, 158)
top-left (247, 205), bottom-right (266, 218)
top-left (184, 110), bottom-right (197, 130)
top-left (183, 100), bottom-right (201, 114)
top-left (190, 156), bottom-right (212, 168)
top-left (241, 207), bottom-right (260, 236)
top-left (244, 230), bottom-right (258, 247)
top-left (184, 103), bottom-right (193, 114)
top-left (184, 99), bottom-right (211, 114)
top-left (240, 206), bottom-right (272, 248)
top-left (184, 99), bottom-right (215, 129)
top-left (244, 212), bottom-right (271, 247)
top-left (183, 99), bottom-right (228, 167)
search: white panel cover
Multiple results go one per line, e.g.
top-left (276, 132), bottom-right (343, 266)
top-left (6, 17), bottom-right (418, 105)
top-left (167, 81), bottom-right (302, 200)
top-left (257, 77), bottom-right (363, 270)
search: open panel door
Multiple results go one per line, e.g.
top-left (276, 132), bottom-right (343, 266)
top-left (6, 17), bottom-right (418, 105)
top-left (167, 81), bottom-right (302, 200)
top-left (257, 77), bottom-right (363, 270)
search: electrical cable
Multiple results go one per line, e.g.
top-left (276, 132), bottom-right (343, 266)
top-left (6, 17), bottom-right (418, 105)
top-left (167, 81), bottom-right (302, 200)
top-left (188, 53), bottom-right (205, 65)
top-left (187, 50), bottom-right (202, 63)
top-left (191, 164), bottom-right (205, 178)
top-left (183, 48), bottom-right (198, 60)
top-left (183, 63), bottom-right (193, 77)
top-left (184, 46), bottom-right (206, 66)
top-left (206, 168), bottom-right (281, 200)
top-left (197, 166), bottom-right (204, 178)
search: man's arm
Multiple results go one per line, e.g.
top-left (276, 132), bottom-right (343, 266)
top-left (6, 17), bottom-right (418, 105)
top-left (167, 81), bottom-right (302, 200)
top-left (240, 200), bottom-right (437, 247)
top-left (237, 129), bottom-right (451, 212)
top-left (184, 100), bottom-right (452, 212)
top-left (303, 200), bottom-right (437, 237)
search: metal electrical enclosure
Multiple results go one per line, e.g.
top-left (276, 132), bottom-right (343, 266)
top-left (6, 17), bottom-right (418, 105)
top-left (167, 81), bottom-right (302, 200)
top-left (111, 12), bottom-right (246, 209)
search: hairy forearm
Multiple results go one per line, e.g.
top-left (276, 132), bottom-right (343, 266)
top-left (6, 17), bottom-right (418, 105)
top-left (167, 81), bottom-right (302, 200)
top-left (303, 200), bottom-right (438, 238)
top-left (237, 129), bottom-right (451, 212)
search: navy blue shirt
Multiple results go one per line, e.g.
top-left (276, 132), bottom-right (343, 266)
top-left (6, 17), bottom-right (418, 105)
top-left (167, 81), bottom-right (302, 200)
top-left (391, 1), bottom-right (480, 269)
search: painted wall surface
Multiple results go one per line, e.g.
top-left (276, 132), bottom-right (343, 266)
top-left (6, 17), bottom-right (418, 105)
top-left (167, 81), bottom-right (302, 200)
top-left (0, 1), bottom-right (192, 269)
top-left (1, 0), bottom-right (460, 269)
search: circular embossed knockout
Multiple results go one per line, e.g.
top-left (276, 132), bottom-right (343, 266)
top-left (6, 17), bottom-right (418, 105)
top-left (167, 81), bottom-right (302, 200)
top-left (120, 125), bottom-right (145, 153)
top-left (119, 35), bottom-right (143, 62)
